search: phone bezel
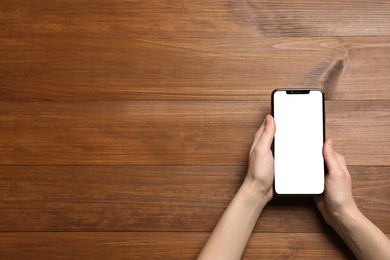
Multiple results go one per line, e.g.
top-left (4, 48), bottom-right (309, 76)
top-left (271, 88), bottom-right (326, 196)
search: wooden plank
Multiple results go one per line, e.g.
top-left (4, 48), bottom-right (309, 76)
top-left (0, 232), bottom-right (360, 259)
top-left (0, 101), bottom-right (388, 165)
top-left (1, 1), bottom-right (390, 38)
top-left (0, 166), bottom-right (388, 233)
top-left (1, 36), bottom-right (390, 101)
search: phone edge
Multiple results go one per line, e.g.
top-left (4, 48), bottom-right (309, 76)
top-left (271, 88), bottom-right (326, 197)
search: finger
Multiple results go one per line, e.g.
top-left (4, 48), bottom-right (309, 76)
top-left (314, 195), bottom-right (324, 212)
top-left (250, 116), bottom-right (266, 154)
top-left (256, 114), bottom-right (276, 150)
top-left (323, 138), bottom-right (344, 175)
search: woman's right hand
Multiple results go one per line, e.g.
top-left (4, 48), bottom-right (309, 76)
top-left (314, 138), bottom-right (359, 228)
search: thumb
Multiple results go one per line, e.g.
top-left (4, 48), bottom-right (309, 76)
top-left (323, 138), bottom-right (343, 174)
top-left (257, 114), bottom-right (276, 150)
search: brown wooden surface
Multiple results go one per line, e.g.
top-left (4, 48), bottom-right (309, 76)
top-left (0, 166), bottom-right (389, 233)
top-left (1, 0), bottom-right (390, 259)
top-left (2, 36), bottom-right (390, 101)
top-left (0, 101), bottom-right (389, 166)
top-left (0, 232), bottom-right (366, 260)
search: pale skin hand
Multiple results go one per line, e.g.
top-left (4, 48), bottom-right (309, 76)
top-left (315, 138), bottom-right (390, 260)
top-left (197, 114), bottom-right (276, 260)
top-left (198, 116), bottom-right (390, 260)
top-left (246, 114), bottom-right (275, 204)
top-left (315, 138), bottom-right (357, 227)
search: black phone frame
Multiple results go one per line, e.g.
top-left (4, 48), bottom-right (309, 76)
top-left (271, 88), bottom-right (326, 197)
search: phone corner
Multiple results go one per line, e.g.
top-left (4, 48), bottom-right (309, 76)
top-left (271, 89), bottom-right (279, 95)
top-left (273, 182), bottom-right (282, 197)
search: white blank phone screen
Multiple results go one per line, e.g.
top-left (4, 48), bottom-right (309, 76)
top-left (273, 90), bottom-right (324, 194)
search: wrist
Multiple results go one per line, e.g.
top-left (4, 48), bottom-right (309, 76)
top-left (331, 203), bottom-right (363, 231)
top-left (239, 175), bottom-right (270, 209)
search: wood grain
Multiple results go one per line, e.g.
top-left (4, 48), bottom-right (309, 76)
top-left (2, 0), bottom-right (390, 101)
top-left (1, 36), bottom-right (390, 101)
top-left (1, 0), bottom-right (390, 38)
top-left (0, 165), bottom-right (388, 233)
top-left (0, 101), bottom-right (388, 165)
top-left (1, 1), bottom-right (390, 258)
top-left (0, 232), bottom-right (362, 260)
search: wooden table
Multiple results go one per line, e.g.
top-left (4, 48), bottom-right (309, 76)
top-left (0, 1), bottom-right (389, 259)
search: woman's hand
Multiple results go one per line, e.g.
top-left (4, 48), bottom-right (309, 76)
top-left (315, 138), bottom-right (358, 227)
top-left (197, 114), bottom-right (275, 260)
top-left (315, 138), bottom-right (390, 260)
top-left (245, 114), bottom-right (276, 203)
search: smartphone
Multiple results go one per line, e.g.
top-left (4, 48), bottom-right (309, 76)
top-left (272, 89), bottom-right (325, 195)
